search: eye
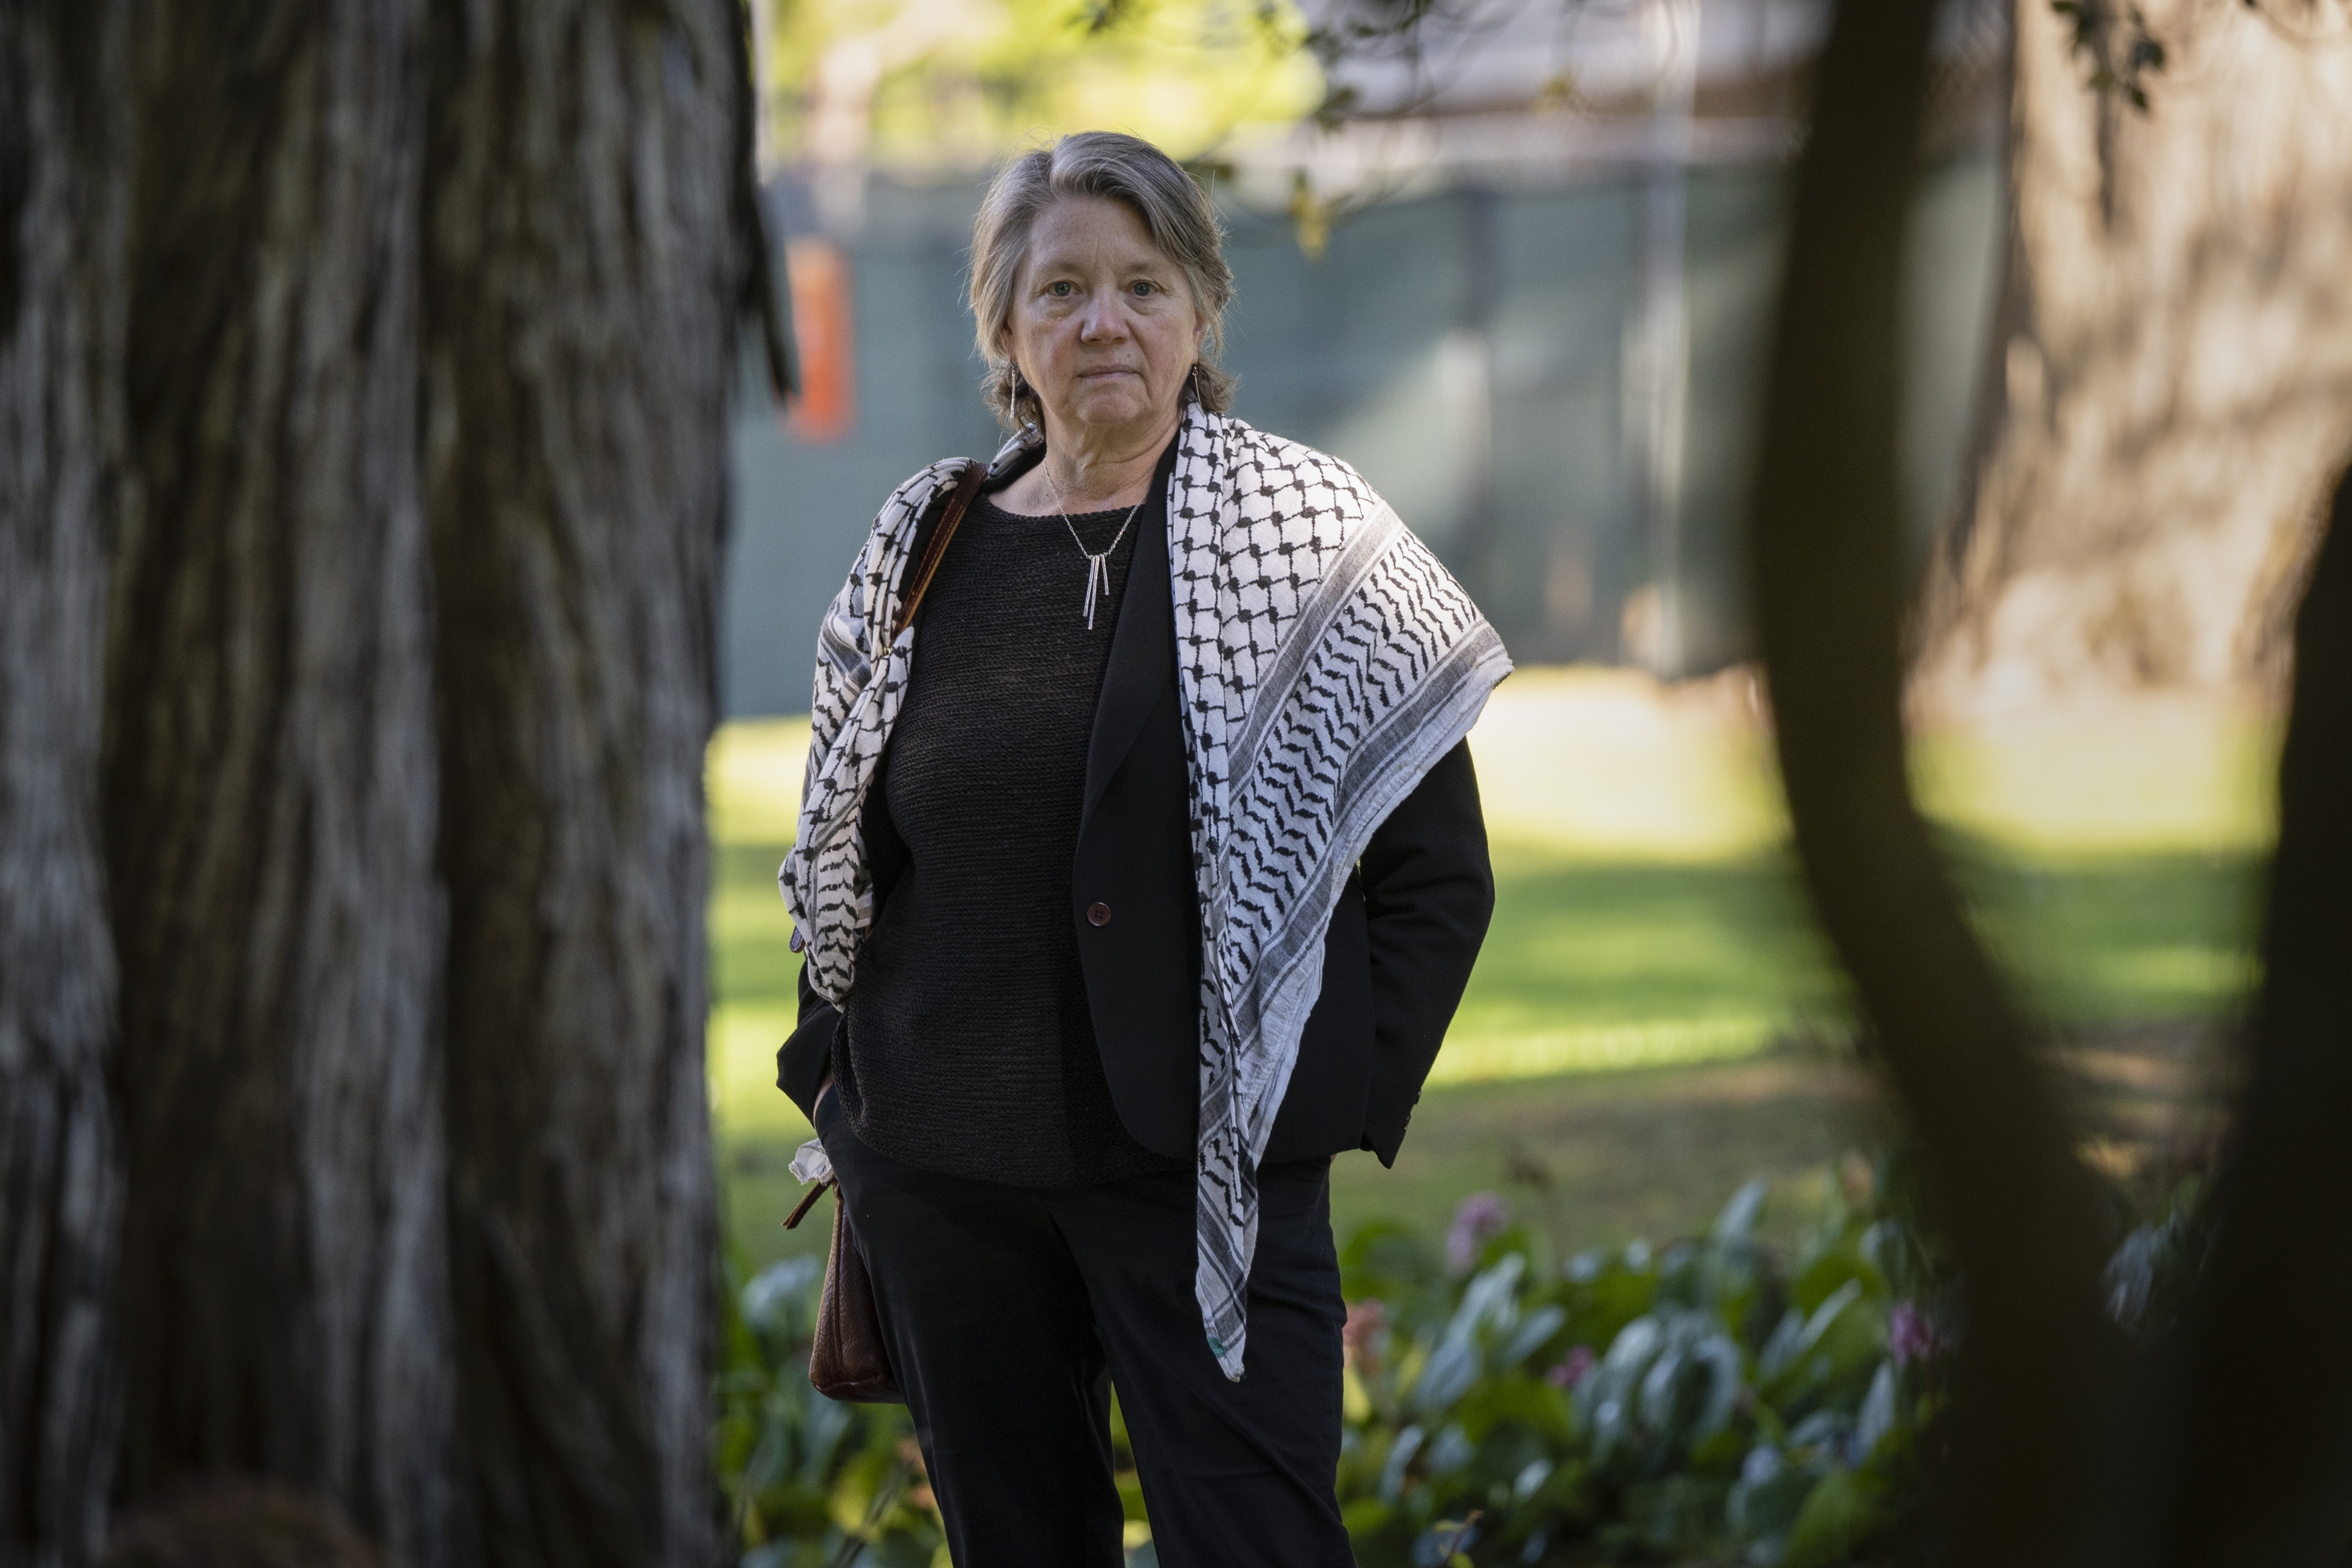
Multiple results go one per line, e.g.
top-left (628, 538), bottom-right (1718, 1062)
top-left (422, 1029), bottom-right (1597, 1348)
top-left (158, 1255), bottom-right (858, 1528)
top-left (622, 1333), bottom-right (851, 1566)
top-left (1047, 280), bottom-right (1076, 298)
top-left (1131, 280), bottom-right (1157, 298)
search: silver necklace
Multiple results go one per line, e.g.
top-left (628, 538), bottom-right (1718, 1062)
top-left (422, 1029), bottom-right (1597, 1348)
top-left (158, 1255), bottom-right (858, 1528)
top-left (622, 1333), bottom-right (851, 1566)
top-left (1043, 467), bottom-right (1143, 630)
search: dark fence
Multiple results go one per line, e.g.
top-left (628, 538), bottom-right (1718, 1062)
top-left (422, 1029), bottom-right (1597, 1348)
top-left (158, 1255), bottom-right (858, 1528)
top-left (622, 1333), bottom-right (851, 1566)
top-left (723, 155), bottom-right (1996, 718)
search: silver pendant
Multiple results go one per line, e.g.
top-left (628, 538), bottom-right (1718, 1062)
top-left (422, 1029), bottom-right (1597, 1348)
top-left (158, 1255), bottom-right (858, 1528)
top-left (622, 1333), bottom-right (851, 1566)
top-left (1081, 552), bottom-right (1113, 629)
top-left (1045, 468), bottom-right (1143, 630)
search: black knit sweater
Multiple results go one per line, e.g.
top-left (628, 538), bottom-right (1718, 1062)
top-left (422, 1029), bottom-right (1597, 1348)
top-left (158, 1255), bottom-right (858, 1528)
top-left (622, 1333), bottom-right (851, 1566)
top-left (836, 465), bottom-right (1183, 1188)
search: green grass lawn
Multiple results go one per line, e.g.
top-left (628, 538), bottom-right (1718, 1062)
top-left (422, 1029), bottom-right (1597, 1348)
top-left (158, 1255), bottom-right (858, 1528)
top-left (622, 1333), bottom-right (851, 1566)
top-left (707, 670), bottom-right (2273, 1272)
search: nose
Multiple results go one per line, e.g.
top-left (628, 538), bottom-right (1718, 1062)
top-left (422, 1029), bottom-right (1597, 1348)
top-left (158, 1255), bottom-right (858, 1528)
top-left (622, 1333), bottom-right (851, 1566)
top-left (1078, 290), bottom-right (1127, 343)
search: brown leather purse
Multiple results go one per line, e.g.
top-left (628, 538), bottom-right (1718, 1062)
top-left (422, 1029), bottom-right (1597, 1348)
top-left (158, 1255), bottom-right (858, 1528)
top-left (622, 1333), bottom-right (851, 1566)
top-left (787, 459), bottom-right (986, 1406)
top-left (793, 1165), bottom-right (901, 1403)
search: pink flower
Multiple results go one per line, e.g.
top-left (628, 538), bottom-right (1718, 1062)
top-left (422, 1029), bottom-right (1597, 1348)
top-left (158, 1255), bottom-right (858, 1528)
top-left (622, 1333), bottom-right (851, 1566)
top-left (1446, 1192), bottom-right (1512, 1272)
top-left (1548, 1345), bottom-right (1597, 1388)
top-left (1889, 1301), bottom-right (1940, 1368)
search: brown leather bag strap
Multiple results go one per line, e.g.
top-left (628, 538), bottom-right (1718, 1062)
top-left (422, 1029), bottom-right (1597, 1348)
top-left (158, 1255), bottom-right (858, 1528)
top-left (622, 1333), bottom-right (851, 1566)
top-left (889, 460), bottom-right (986, 644)
top-left (782, 1178), bottom-right (831, 1230)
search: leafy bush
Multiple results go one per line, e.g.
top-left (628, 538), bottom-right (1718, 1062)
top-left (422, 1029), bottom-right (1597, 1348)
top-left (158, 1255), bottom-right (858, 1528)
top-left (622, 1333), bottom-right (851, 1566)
top-left (1332, 1164), bottom-right (1957, 1567)
top-left (716, 1165), bottom-right (2205, 1567)
top-left (714, 1252), bottom-right (948, 1568)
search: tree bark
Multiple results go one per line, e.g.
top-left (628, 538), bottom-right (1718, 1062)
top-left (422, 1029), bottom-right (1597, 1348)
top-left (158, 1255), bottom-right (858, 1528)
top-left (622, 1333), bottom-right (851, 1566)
top-left (103, 3), bottom-right (456, 1560)
top-left (1746, 0), bottom-right (2112, 1557)
top-left (423, 4), bottom-right (744, 1563)
top-left (0, 5), bottom-right (128, 1565)
top-left (1914, 0), bottom-right (2352, 714)
top-left (2161, 452), bottom-right (2352, 1561)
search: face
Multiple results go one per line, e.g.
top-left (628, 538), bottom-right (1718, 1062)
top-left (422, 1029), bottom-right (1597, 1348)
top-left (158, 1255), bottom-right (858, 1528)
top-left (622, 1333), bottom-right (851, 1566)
top-left (1004, 196), bottom-right (1203, 442)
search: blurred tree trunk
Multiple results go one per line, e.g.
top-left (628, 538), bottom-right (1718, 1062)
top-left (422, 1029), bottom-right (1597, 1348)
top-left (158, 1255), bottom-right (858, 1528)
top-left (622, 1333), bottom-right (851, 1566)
top-left (102, 3), bottom-right (458, 1560)
top-left (1913, 0), bottom-right (2352, 715)
top-left (0, 5), bottom-right (129, 1566)
top-left (1748, 0), bottom-right (2112, 1555)
top-left (423, 2), bottom-right (746, 1562)
top-left (2154, 452), bottom-right (2352, 1560)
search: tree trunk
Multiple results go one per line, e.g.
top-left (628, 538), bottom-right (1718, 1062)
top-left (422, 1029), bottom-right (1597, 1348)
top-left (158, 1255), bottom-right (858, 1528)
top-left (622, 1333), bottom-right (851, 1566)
top-left (1746, 0), bottom-right (2112, 1555)
top-left (0, 5), bottom-right (128, 1565)
top-left (1913, 0), bottom-right (2352, 715)
top-left (2158, 450), bottom-right (2352, 1559)
top-left (423, 3), bottom-right (744, 1562)
top-left (102, 3), bottom-right (456, 1559)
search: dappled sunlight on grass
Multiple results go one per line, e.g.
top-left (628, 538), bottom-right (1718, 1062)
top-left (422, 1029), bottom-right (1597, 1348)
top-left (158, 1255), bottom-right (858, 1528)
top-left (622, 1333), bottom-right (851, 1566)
top-left (709, 1004), bottom-right (806, 1140)
top-left (705, 673), bottom-right (2273, 1123)
top-left (1469, 667), bottom-right (1785, 862)
top-left (1944, 837), bottom-right (2263, 1024)
top-left (705, 670), bottom-right (2271, 1269)
top-left (706, 717), bottom-right (809, 846)
top-left (1911, 698), bottom-right (2278, 855)
top-left (1429, 1017), bottom-right (1784, 1083)
top-left (1327, 1054), bottom-right (1886, 1258)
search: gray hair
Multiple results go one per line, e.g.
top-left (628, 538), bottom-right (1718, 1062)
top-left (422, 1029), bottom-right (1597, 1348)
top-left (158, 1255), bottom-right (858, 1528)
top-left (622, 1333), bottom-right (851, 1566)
top-left (969, 132), bottom-right (1236, 430)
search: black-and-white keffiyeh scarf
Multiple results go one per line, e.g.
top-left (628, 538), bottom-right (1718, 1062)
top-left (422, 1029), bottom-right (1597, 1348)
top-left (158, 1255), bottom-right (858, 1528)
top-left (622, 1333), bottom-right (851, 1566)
top-left (781, 401), bottom-right (1512, 1378)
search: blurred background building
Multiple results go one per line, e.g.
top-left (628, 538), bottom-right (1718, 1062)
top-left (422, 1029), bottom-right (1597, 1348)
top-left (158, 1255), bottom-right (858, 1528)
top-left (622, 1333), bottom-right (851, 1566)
top-left (723, 0), bottom-right (2009, 717)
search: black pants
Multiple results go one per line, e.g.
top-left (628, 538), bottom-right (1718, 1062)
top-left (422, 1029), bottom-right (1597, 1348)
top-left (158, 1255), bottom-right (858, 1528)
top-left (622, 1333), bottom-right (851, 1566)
top-left (815, 1091), bottom-right (1354, 1568)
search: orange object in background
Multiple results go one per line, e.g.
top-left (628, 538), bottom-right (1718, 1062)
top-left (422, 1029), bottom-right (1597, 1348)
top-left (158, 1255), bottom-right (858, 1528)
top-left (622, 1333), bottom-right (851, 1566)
top-left (785, 238), bottom-right (855, 443)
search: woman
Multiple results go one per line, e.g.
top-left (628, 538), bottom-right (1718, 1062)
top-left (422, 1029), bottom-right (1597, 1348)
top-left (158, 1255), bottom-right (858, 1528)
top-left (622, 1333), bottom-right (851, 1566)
top-left (778, 131), bottom-right (1511, 1566)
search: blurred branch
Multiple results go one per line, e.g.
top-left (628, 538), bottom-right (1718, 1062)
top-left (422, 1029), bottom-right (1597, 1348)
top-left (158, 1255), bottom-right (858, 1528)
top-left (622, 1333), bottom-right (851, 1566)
top-left (736, 0), bottom-right (796, 401)
top-left (1744, 0), bottom-right (2110, 1559)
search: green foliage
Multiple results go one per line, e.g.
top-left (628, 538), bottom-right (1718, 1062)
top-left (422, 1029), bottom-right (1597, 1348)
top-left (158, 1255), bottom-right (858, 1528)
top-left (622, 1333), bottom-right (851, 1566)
top-left (715, 1164), bottom-right (2213, 1566)
top-left (757, 0), bottom-right (1319, 169)
top-left (1329, 1162), bottom-right (2217, 1565)
top-left (2101, 1174), bottom-right (2213, 1342)
top-left (715, 1250), bottom-right (948, 1568)
top-left (1332, 1167), bottom-right (1957, 1566)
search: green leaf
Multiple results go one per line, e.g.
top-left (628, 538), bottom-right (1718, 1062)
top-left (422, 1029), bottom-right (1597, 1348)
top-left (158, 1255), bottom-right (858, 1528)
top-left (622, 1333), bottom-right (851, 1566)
top-left (1446, 1254), bottom-right (1527, 1346)
top-left (1792, 1238), bottom-right (1888, 1316)
top-left (1423, 1423), bottom-right (1477, 1475)
top-left (1689, 1422), bottom-right (1748, 1474)
top-left (1341, 1496), bottom-right (1395, 1540)
top-left (1852, 1360), bottom-right (1899, 1461)
top-left (1377, 1424), bottom-right (1424, 1504)
top-left (1579, 1315), bottom-right (1663, 1468)
top-left (1727, 1443), bottom-right (1821, 1548)
top-left (1761, 1280), bottom-right (1887, 1414)
top-left (1558, 1248), bottom-right (1660, 1355)
top-left (1497, 1303), bottom-right (1567, 1369)
top-left (1714, 1179), bottom-right (1769, 1243)
top-left (1622, 1474), bottom-right (1731, 1554)
top-left (1453, 1375), bottom-right (1575, 1446)
top-left (1342, 1221), bottom-right (1443, 1304)
top-left (1413, 1340), bottom-right (1483, 1417)
top-left (1783, 1465), bottom-right (1887, 1568)
top-left (1534, 1456), bottom-right (1598, 1520)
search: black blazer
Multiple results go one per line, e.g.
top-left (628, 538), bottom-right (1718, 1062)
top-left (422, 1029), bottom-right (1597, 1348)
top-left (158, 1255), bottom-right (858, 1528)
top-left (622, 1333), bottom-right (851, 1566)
top-left (778, 457), bottom-right (1494, 1167)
